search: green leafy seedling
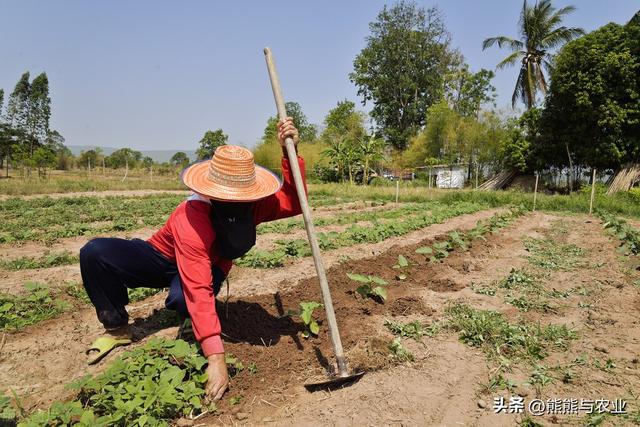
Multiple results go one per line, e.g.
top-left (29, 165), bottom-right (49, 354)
top-left (448, 231), bottom-right (469, 250)
top-left (415, 246), bottom-right (433, 255)
top-left (347, 273), bottom-right (388, 302)
top-left (392, 255), bottom-right (409, 280)
top-left (299, 301), bottom-right (323, 338)
top-left (229, 396), bottom-right (243, 406)
top-left (432, 241), bottom-right (451, 260)
top-left (415, 242), bottom-right (449, 262)
top-left (225, 353), bottom-right (244, 377)
top-left (388, 338), bottom-right (414, 362)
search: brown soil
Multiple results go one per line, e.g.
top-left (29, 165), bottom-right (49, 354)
top-left (2, 211), bottom-right (639, 427)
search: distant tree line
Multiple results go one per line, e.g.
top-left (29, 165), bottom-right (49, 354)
top-left (0, 70), bottom-right (227, 178)
top-left (0, 71), bottom-right (66, 177)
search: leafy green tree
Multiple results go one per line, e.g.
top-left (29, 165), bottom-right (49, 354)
top-left (402, 101), bottom-right (511, 176)
top-left (5, 72), bottom-right (30, 131)
top-left (537, 17), bottom-right (640, 171)
top-left (261, 101), bottom-right (317, 145)
top-left (445, 66), bottom-right (496, 118)
top-left (196, 129), bottom-right (228, 160)
top-left (482, 0), bottom-right (584, 109)
top-left (350, 1), bottom-right (456, 149)
top-left (106, 148), bottom-right (142, 168)
top-left (170, 151), bottom-right (190, 168)
top-left (45, 130), bottom-right (72, 170)
top-left (32, 145), bottom-right (56, 177)
top-left (321, 100), bottom-right (368, 183)
top-left (141, 156), bottom-right (154, 170)
top-left (360, 135), bottom-right (386, 184)
top-left (254, 101), bottom-right (318, 173)
top-left (502, 115), bottom-right (534, 172)
top-left (402, 101), bottom-right (459, 167)
top-left (0, 123), bottom-right (20, 173)
top-left (4, 72), bottom-right (53, 171)
top-left (0, 89), bottom-right (4, 116)
top-left (27, 73), bottom-right (51, 149)
top-left (78, 148), bottom-right (102, 170)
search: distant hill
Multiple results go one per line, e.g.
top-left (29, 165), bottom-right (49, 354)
top-left (67, 146), bottom-right (197, 163)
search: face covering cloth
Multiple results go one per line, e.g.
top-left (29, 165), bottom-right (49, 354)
top-left (209, 201), bottom-right (256, 260)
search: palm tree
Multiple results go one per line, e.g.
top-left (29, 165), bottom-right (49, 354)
top-left (482, 0), bottom-right (584, 109)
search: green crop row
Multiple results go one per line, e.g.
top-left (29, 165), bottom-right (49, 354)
top-left (256, 201), bottom-right (434, 235)
top-left (1, 283), bottom-right (164, 331)
top-left (0, 193), bottom-right (369, 244)
top-left (0, 282), bottom-right (69, 330)
top-left (0, 251), bottom-right (78, 271)
top-left (236, 201), bottom-right (490, 268)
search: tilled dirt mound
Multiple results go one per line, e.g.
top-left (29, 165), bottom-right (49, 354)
top-left (193, 216), bottom-right (530, 420)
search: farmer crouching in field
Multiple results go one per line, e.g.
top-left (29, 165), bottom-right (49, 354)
top-left (79, 118), bottom-right (304, 401)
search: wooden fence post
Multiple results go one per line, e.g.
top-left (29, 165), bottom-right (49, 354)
top-left (533, 172), bottom-right (539, 211)
top-left (589, 168), bottom-right (597, 215)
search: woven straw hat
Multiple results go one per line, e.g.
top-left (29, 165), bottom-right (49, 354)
top-left (181, 145), bottom-right (282, 202)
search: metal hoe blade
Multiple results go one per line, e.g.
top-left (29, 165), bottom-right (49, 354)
top-left (303, 371), bottom-right (365, 392)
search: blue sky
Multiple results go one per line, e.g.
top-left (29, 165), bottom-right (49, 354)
top-left (0, 1), bottom-right (637, 152)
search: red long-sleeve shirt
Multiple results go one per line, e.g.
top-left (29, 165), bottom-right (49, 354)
top-left (148, 156), bottom-right (306, 356)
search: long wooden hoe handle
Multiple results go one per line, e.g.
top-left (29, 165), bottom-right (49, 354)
top-left (263, 47), bottom-right (349, 377)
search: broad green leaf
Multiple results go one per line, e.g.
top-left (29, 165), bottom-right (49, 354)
top-left (433, 242), bottom-right (449, 250)
top-left (356, 284), bottom-right (371, 298)
top-left (189, 396), bottom-right (202, 409)
top-left (370, 276), bottom-right (388, 285)
top-left (347, 273), bottom-right (370, 283)
top-left (0, 302), bottom-right (14, 312)
top-left (397, 274), bottom-right (407, 280)
top-left (310, 320), bottom-right (320, 335)
top-left (373, 286), bottom-right (387, 301)
top-left (300, 309), bottom-right (311, 324)
top-left (397, 255), bottom-right (408, 267)
top-left (415, 246), bottom-right (433, 254)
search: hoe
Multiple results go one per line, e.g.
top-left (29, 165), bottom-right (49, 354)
top-left (264, 47), bottom-right (365, 390)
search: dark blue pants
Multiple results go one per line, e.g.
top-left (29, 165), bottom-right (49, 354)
top-left (79, 238), bottom-right (224, 329)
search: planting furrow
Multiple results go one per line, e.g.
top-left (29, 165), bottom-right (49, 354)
top-left (237, 201), bottom-right (487, 268)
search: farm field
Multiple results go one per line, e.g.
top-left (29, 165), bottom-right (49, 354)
top-left (1, 189), bottom-right (640, 426)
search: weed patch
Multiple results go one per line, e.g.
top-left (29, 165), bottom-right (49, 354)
top-left (444, 303), bottom-right (576, 362)
top-left (524, 237), bottom-right (586, 271)
top-left (388, 338), bottom-right (414, 362)
top-left (384, 319), bottom-right (428, 341)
